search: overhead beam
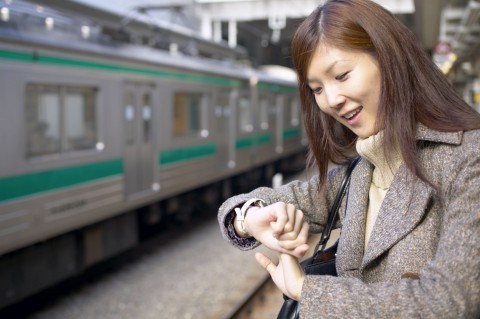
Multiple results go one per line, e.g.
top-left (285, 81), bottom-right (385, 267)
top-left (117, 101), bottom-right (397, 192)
top-left (195, 0), bottom-right (414, 22)
top-left (21, 0), bottom-right (247, 59)
top-left (414, 0), bottom-right (443, 52)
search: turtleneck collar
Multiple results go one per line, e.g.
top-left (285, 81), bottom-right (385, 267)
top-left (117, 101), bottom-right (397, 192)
top-left (356, 131), bottom-right (403, 189)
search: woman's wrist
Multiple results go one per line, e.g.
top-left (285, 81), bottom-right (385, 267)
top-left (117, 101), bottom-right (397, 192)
top-left (234, 206), bottom-right (258, 237)
top-left (233, 214), bottom-right (248, 237)
top-left (243, 206), bottom-right (260, 236)
top-left (233, 198), bottom-right (265, 238)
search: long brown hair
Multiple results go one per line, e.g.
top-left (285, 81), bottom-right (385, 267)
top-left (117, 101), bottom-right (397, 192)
top-left (291, 0), bottom-right (480, 188)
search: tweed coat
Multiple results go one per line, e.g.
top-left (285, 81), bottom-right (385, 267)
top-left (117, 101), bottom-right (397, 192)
top-left (218, 125), bottom-right (480, 318)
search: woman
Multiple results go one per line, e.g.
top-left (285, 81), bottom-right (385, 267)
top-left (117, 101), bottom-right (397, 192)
top-left (217, 0), bottom-right (480, 317)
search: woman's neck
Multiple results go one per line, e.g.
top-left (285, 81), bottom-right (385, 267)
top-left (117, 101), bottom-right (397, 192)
top-left (356, 132), bottom-right (403, 189)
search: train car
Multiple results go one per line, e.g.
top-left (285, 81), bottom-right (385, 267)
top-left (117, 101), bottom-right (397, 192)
top-left (0, 1), bottom-right (307, 309)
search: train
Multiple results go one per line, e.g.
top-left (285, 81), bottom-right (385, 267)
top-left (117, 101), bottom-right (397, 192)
top-left (0, 0), bottom-right (307, 310)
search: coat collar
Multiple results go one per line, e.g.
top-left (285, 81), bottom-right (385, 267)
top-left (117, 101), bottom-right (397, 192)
top-left (336, 124), bottom-right (463, 276)
top-left (416, 123), bottom-right (462, 145)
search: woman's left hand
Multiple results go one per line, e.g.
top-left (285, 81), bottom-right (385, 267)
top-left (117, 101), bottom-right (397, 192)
top-left (255, 252), bottom-right (306, 301)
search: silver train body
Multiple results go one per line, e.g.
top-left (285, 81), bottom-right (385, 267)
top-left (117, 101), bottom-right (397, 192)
top-left (0, 20), bottom-right (306, 308)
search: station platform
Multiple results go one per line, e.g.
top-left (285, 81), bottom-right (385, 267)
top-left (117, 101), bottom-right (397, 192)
top-left (23, 170), bottom-right (315, 319)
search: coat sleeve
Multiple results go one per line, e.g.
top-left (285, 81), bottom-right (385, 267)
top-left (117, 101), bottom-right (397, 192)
top-left (217, 166), bottom-right (346, 250)
top-left (299, 143), bottom-right (480, 319)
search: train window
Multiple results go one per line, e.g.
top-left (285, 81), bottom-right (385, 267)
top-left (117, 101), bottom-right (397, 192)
top-left (25, 84), bottom-right (98, 158)
top-left (25, 85), bottom-right (61, 156)
top-left (64, 87), bottom-right (97, 151)
top-left (238, 96), bottom-right (253, 133)
top-left (284, 96), bottom-right (300, 127)
top-left (173, 92), bottom-right (207, 137)
top-left (259, 97), bottom-right (269, 130)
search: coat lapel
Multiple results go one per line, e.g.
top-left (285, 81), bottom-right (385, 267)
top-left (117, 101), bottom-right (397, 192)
top-left (337, 125), bottom-right (460, 276)
top-left (336, 158), bottom-right (372, 276)
top-left (361, 164), bottom-right (434, 270)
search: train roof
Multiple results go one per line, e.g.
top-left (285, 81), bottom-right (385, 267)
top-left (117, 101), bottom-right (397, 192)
top-left (0, 27), bottom-right (297, 89)
top-left (0, 0), bottom-right (297, 88)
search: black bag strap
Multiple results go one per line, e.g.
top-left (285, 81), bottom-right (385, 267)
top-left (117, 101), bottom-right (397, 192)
top-left (313, 156), bottom-right (361, 254)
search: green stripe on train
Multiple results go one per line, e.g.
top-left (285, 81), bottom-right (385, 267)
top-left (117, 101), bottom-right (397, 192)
top-left (160, 143), bottom-right (217, 166)
top-left (235, 134), bottom-right (272, 149)
top-left (258, 82), bottom-right (298, 93)
top-left (0, 49), bottom-right (242, 87)
top-left (0, 159), bottom-right (123, 203)
top-left (283, 128), bottom-right (301, 139)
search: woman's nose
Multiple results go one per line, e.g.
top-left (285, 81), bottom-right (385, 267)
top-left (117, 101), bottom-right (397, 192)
top-left (325, 86), bottom-right (346, 109)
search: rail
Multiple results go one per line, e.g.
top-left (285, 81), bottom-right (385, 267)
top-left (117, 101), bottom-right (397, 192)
top-left (224, 274), bottom-right (279, 319)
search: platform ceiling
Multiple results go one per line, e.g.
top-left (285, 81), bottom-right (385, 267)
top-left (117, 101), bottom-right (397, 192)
top-left (21, 0), bottom-right (477, 69)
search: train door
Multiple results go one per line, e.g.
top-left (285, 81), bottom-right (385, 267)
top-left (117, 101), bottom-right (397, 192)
top-left (214, 90), bottom-right (233, 169)
top-left (234, 89), bottom-right (255, 171)
top-left (275, 94), bottom-right (285, 154)
top-left (255, 92), bottom-right (277, 165)
top-left (123, 82), bottom-right (155, 197)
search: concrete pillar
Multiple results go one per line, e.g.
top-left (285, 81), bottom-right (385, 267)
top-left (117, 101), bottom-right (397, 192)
top-left (213, 20), bottom-right (222, 42)
top-left (228, 19), bottom-right (237, 47)
top-left (201, 16), bottom-right (212, 39)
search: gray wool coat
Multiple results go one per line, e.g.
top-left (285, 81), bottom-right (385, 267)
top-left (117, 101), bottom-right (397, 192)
top-left (218, 125), bottom-right (480, 319)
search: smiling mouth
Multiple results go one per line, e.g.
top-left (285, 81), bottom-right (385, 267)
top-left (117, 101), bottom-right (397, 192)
top-left (343, 107), bottom-right (362, 120)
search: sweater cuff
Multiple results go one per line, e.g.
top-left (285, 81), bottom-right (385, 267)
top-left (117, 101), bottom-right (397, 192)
top-left (225, 210), bottom-right (258, 249)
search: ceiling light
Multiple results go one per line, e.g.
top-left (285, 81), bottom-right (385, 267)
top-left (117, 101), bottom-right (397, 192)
top-left (196, 0), bottom-right (255, 3)
top-left (45, 17), bottom-right (54, 30)
top-left (1, 7), bottom-right (9, 22)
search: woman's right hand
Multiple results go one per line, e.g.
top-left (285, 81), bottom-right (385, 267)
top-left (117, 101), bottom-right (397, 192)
top-left (244, 202), bottom-right (310, 258)
top-left (255, 252), bottom-right (306, 301)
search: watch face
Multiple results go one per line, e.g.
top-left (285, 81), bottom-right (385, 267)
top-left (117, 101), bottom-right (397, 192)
top-left (253, 199), bottom-right (266, 208)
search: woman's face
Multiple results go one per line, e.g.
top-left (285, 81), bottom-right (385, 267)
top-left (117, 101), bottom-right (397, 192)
top-left (307, 44), bottom-right (381, 138)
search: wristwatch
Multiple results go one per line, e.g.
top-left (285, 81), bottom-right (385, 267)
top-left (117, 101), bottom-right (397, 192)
top-left (234, 198), bottom-right (266, 237)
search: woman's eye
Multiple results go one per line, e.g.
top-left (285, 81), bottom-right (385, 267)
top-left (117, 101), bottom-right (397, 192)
top-left (312, 87), bottom-right (323, 95)
top-left (335, 72), bottom-right (349, 81)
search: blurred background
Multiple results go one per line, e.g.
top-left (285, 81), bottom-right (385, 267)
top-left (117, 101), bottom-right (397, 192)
top-left (0, 0), bottom-right (478, 318)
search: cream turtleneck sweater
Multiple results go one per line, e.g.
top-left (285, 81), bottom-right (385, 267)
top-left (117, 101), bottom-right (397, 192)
top-left (356, 132), bottom-right (403, 248)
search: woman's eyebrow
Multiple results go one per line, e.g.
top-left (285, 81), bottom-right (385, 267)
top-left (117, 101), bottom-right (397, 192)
top-left (307, 59), bottom-right (350, 84)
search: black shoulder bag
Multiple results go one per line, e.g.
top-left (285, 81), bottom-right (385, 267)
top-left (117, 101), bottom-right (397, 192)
top-left (277, 157), bottom-right (360, 319)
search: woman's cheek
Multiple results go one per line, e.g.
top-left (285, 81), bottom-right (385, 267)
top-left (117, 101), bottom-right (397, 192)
top-left (314, 96), bottom-right (325, 112)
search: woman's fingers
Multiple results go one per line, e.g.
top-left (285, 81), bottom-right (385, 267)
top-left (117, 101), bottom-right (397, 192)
top-left (255, 252), bottom-right (276, 274)
top-left (284, 204), bottom-right (297, 233)
top-left (278, 209), bottom-right (305, 241)
top-left (257, 253), bottom-right (306, 301)
top-left (249, 202), bottom-right (308, 258)
top-left (270, 203), bottom-right (289, 236)
top-left (278, 221), bottom-right (309, 250)
top-left (292, 244), bottom-right (309, 259)
top-left (271, 202), bottom-right (302, 237)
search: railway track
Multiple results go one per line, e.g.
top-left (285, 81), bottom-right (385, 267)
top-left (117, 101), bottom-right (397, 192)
top-left (226, 231), bottom-right (327, 319)
top-left (0, 171), bottom-right (312, 319)
top-left (225, 274), bottom-right (284, 319)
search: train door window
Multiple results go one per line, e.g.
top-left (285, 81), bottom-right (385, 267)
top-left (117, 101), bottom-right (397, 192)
top-left (284, 96), bottom-right (300, 127)
top-left (25, 84), bottom-right (98, 158)
top-left (142, 93), bottom-right (152, 142)
top-left (173, 92), bottom-right (208, 137)
top-left (238, 96), bottom-right (253, 133)
top-left (125, 92), bottom-right (135, 145)
top-left (215, 92), bottom-right (229, 118)
top-left (259, 97), bottom-right (269, 130)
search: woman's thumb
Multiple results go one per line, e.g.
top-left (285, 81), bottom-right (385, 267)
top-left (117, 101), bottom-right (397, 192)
top-left (255, 252), bottom-right (276, 275)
